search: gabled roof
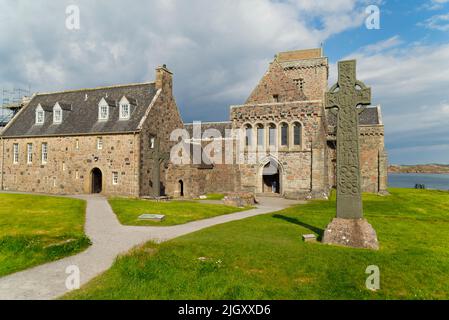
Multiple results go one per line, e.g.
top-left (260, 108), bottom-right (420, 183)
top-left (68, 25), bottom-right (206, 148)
top-left (327, 106), bottom-right (381, 127)
top-left (2, 82), bottom-right (157, 137)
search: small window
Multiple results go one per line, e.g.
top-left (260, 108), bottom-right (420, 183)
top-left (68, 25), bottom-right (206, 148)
top-left (35, 105), bottom-right (45, 125)
top-left (294, 123), bottom-right (302, 146)
top-left (150, 137), bottom-right (155, 149)
top-left (97, 137), bottom-right (103, 150)
top-left (294, 78), bottom-right (305, 90)
top-left (257, 125), bottom-right (264, 147)
top-left (53, 105), bottom-right (62, 124)
top-left (120, 104), bottom-right (130, 120)
top-left (75, 139), bottom-right (79, 150)
top-left (98, 102), bottom-right (109, 121)
top-left (269, 124), bottom-right (276, 147)
top-left (273, 94), bottom-right (279, 103)
top-left (53, 177), bottom-right (57, 187)
top-left (75, 170), bottom-right (79, 180)
top-left (41, 143), bottom-right (48, 164)
top-left (27, 143), bottom-right (33, 164)
top-left (13, 144), bottom-right (19, 164)
top-left (245, 125), bottom-right (253, 146)
top-left (281, 123), bottom-right (289, 147)
top-left (112, 172), bottom-right (119, 185)
top-left (62, 162), bottom-right (66, 171)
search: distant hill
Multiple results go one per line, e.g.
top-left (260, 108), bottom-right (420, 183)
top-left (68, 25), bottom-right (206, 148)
top-left (389, 164), bottom-right (449, 174)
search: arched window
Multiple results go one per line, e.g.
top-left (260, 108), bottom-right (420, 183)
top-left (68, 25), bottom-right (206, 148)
top-left (257, 124), bottom-right (264, 147)
top-left (293, 122), bottom-right (302, 146)
top-left (269, 124), bottom-right (276, 147)
top-left (245, 125), bottom-right (253, 147)
top-left (280, 123), bottom-right (289, 147)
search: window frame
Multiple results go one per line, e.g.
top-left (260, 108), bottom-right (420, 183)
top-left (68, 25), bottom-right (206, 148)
top-left (245, 125), bottom-right (253, 147)
top-left (53, 104), bottom-right (62, 124)
top-left (293, 122), bottom-right (302, 146)
top-left (120, 103), bottom-right (130, 120)
top-left (98, 101), bottom-right (109, 121)
top-left (97, 137), bottom-right (103, 150)
top-left (35, 105), bottom-right (45, 125)
top-left (27, 143), bottom-right (33, 164)
top-left (41, 142), bottom-right (48, 164)
top-left (13, 143), bottom-right (19, 164)
top-left (280, 123), bottom-right (289, 147)
top-left (112, 171), bottom-right (119, 185)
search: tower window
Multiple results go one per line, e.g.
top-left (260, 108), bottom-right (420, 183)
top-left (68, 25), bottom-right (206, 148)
top-left (293, 123), bottom-right (302, 146)
top-left (294, 78), bottom-right (305, 90)
top-left (281, 123), bottom-right (289, 147)
top-left (273, 94), bottom-right (279, 103)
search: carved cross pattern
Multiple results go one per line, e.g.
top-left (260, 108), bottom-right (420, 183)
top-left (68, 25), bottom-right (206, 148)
top-left (325, 60), bottom-right (372, 219)
top-left (149, 136), bottom-right (170, 197)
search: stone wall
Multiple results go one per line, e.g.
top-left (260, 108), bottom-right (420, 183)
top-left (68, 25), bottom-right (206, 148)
top-left (138, 66), bottom-right (185, 197)
top-left (0, 133), bottom-right (140, 196)
top-left (231, 100), bottom-right (328, 199)
top-left (327, 124), bottom-right (388, 194)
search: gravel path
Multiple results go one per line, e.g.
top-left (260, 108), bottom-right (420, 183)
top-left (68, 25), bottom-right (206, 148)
top-left (0, 194), bottom-right (302, 300)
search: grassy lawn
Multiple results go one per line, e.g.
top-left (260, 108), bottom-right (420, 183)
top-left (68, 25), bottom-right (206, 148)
top-left (109, 197), bottom-right (249, 226)
top-left (204, 193), bottom-right (225, 201)
top-left (0, 194), bottom-right (90, 277)
top-left (66, 189), bottom-right (449, 300)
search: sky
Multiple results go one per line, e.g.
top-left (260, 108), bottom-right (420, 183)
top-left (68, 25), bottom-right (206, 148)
top-left (0, 0), bottom-right (448, 165)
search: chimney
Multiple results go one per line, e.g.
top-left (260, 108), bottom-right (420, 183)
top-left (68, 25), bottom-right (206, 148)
top-left (155, 64), bottom-right (173, 94)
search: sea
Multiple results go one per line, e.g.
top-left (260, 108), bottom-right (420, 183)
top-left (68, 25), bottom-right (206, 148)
top-left (388, 173), bottom-right (449, 191)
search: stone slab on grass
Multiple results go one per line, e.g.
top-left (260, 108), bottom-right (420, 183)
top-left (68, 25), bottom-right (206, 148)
top-left (138, 214), bottom-right (166, 222)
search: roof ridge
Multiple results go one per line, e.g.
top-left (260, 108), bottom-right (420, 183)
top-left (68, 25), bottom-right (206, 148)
top-left (36, 81), bottom-right (155, 96)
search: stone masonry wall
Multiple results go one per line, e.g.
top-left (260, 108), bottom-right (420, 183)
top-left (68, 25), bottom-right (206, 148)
top-left (138, 66), bottom-right (185, 197)
top-left (231, 101), bottom-right (328, 199)
top-left (1, 133), bottom-right (140, 196)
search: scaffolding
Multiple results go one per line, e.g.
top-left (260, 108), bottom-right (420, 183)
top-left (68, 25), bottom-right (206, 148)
top-left (1, 86), bottom-right (31, 127)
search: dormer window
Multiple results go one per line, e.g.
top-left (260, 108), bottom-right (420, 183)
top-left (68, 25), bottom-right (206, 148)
top-left (53, 103), bottom-right (62, 124)
top-left (98, 98), bottom-right (110, 121)
top-left (120, 104), bottom-right (130, 120)
top-left (35, 105), bottom-right (45, 125)
top-left (119, 96), bottom-right (135, 120)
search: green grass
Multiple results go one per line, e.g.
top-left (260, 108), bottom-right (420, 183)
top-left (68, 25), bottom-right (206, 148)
top-left (0, 194), bottom-right (90, 277)
top-left (66, 189), bottom-right (449, 300)
top-left (204, 193), bottom-right (225, 201)
top-left (108, 197), bottom-right (249, 226)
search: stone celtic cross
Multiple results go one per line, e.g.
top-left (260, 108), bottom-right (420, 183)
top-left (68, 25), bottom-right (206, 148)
top-left (149, 136), bottom-right (170, 197)
top-left (326, 60), bottom-right (371, 219)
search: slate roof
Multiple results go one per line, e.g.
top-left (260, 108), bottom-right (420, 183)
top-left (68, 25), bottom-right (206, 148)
top-left (2, 82), bottom-right (157, 137)
top-left (184, 121), bottom-right (233, 138)
top-left (327, 106), bottom-right (380, 127)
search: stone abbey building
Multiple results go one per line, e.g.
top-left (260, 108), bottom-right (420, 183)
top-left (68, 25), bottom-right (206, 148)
top-left (0, 48), bottom-right (388, 199)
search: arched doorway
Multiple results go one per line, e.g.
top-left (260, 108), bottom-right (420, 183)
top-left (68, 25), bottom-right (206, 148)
top-left (179, 180), bottom-right (184, 197)
top-left (91, 168), bottom-right (103, 194)
top-left (262, 159), bottom-right (280, 194)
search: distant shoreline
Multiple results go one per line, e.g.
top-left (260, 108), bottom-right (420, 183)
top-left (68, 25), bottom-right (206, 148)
top-left (389, 164), bottom-right (449, 174)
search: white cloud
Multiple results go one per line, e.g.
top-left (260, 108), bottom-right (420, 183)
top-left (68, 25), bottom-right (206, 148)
top-left (0, 0), bottom-right (369, 121)
top-left (331, 38), bottom-right (449, 163)
top-left (419, 12), bottom-right (449, 31)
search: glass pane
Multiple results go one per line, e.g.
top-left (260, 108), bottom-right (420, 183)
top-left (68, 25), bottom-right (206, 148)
top-left (269, 127), bottom-right (276, 146)
top-left (257, 127), bottom-right (264, 146)
top-left (294, 125), bottom-right (301, 145)
top-left (281, 125), bottom-right (288, 146)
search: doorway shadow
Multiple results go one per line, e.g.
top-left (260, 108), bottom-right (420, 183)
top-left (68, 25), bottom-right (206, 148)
top-left (272, 214), bottom-right (325, 241)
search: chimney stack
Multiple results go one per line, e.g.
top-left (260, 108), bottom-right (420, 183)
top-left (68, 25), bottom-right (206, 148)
top-left (155, 64), bottom-right (173, 94)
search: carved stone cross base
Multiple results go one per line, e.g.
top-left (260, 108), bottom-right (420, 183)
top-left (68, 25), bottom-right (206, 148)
top-left (322, 218), bottom-right (379, 250)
